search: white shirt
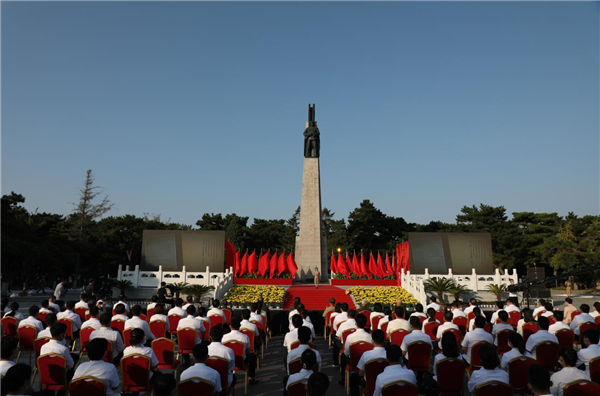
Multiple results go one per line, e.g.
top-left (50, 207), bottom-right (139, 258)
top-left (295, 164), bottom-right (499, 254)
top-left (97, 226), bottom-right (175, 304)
top-left (123, 345), bottom-right (159, 377)
top-left (207, 308), bottom-right (226, 323)
top-left (452, 309), bottom-right (467, 318)
top-left (73, 360), bottom-right (120, 396)
top-left (39, 307), bottom-right (53, 315)
top-left (286, 344), bottom-right (321, 373)
top-left (492, 323), bottom-right (514, 346)
top-left (570, 313), bottom-right (595, 335)
top-left (180, 363), bottom-right (222, 393)
top-left (286, 368), bottom-right (312, 390)
top-left (302, 320), bottom-right (315, 339)
top-left (421, 319), bottom-right (440, 332)
top-left (112, 314), bottom-right (127, 322)
top-left (337, 318), bottom-right (357, 339)
top-left (467, 367), bottom-right (509, 393)
top-left (41, 339), bottom-right (74, 369)
top-left (550, 367), bottom-right (587, 396)
top-left (532, 306), bottom-right (546, 318)
top-left (426, 302), bottom-right (441, 311)
top-left (250, 312), bottom-right (263, 326)
top-left (410, 312), bottom-right (427, 320)
top-left (54, 284), bottom-right (66, 300)
top-left (333, 312), bottom-right (349, 331)
top-left (549, 321), bottom-right (571, 335)
top-left (401, 330), bottom-right (432, 359)
top-left (90, 327), bottom-right (124, 358)
top-left (525, 330), bottom-right (558, 359)
top-left (181, 303), bottom-right (195, 311)
top-left (18, 316), bottom-right (44, 332)
top-left (146, 302), bottom-right (157, 311)
top-left (357, 346), bottom-right (387, 371)
top-left (125, 316), bottom-right (155, 340)
top-left (168, 306), bottom-right (186, 318)
top-left (177, 317), bottom-right (205, 343)
top-left (462, 328), bottom-right (493, 364)
top-left (114, 301), bottom-right (129, 313)
top-left (0, 361), bottom-right (15, 377)
top-left (149, 314), bottom-right (169, 331)
top-left (591, 310), bottom-right (600, 319)
top-left (490, 309), bottom-right (506, 324)
top-left (223, 330), bottom-right (251, 357)
top-left (57, 310), bottom-right (82, 332)
top-left (436, 322), bottom-right (459, 341)
top-left (373, 365), bottom-right (416, 396)
top-left (37, 328), bottom-right (65, 345)
top-left (283, 328), bottom-right (300, 352)
top-left (81, 317), bottom-right (101, 331)
top-left (241, 319), bottom-right (259, 336)
top-left (370, 312), bottom-right (385, 328)
top-left (386, 318), bottom-right (410, 336)
top-left (542, 311), bottom-right (554, 318)
top-left (500, 348), bottom-right (533, 370)
top-left (505, 304), bottom-right (521, 313)
top-left (576, 344), bottom-right (600, 379)
top-left (344, 329), bottom-right (373, 356)
top-left (75, 301), bottom-right (89, 310)
top-left (464, 306), bottom-right (476, 316)
top-left (48, 301), bottom-right (60, 313)
top-left (207, 342), bottom-right (235, 386)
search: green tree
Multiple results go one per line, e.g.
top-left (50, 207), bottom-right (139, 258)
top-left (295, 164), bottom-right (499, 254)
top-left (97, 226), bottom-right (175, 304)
top-left (347, 200), bottom-right (388, 251)
top-left (423, 277), bottom-right (456, 303)
top-left (196, 213), bottom-right (225, 230)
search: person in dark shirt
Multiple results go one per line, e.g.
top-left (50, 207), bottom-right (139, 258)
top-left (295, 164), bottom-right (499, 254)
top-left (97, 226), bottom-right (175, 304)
top-left (157, 282), bottom-right (170, 303)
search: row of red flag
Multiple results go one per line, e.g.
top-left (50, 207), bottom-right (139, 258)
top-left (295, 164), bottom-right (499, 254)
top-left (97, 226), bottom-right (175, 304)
top-left (330, 251), bottom-right (396, 279)
top-left (233, 250), bottom-right (298, 278)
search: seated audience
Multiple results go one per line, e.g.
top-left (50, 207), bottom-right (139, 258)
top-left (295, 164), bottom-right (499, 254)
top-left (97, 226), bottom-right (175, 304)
top-left (351, 329), bottom-right (386, 396)
top-left (576, 328), bottom-right (600, 379)
top-left (550, 347), bottom-right (586, 396)
top-left (167, 298), bottom-right (186, 318)
top-left (40, 323), bottom-right (79, 379)
top-left (0, 337), bottom-right (17, 377)
top-left (113, 294), bottom-right (129, 313)
top-left (287, 326), bottom-right (321, 374)
top-left (500, 332), bottom-right (532, 369)
top-left (182, 295), bottom-right (195, 311)
top-left (464, 298), bottom-right (478, 316)
top-left (370, 303), bottom-right (385, 328)
top-left (433, 331), bottom-right (460, 380)
top-left (422, 307), bottom-right (440, 330)
top-left (180, 343), bottom-right (222, 394)
top-left (123, 328), bottom-right (159, 378)
top-left (224, 317), bottom-right (259, 384)
top-left (517, 308), bottom-right (535, 335)
top-left (377, 307), bottom-right (392, 330)
top-left (410, 303), bottom-right (427, 320)
top-left (548, 311), bottom-right (571, 335)
top-left (2, 364), bottom-right (33, 396)
top-left (373, 344), bottom-right (416, 396)
top-left (402, 316), bottom-right (432, 359)
top-left (468, 307), bottom-right (486, 332)
top-left (207, 326), bottom-right (236, 388)
top-left (528, 364), bottom-right (552, 396)
top-left (570, 304), bottom-right (595, 339)
top-left (387, 306), bottom-right (410, 337)
top-left (73, 338), bottom-right (120, 396)
top-left (284, 314), bottom-right (305, 352)
top-left (75, 293), bottom-right (89, 310)
top-left (462, 316), bottom-right (493, 364)
top-left (426, 296), bottom-right (441, 312)
top-left (307, 372), bottom-right (329, 396)
top-left (207, 299), bottom-right (226, 323)
top-left (451, 301), bottom-right (466, 318)
top-left (90, 313), bottom-right (125, 363)
top-left (285, 349), bottom-right (317, 393)
top-left (81, 306), bottom-right (101, 330)
top-left (563, 298), bottom-right (577, 325)
top-left (17, 305), bottom-right (44, 332)
top-left (591, 302), bottom-right (600, 319)
top-left (490, 301), bottom-right (505, 324)
top-left (111, 304), bottom-right (128, 322)
top-left (526, 316), bottom-right (558, 359)
top-left (149, 304), bottom-right (169, 332)
top-left (467, 343), bottom-right (509, 393)
top-left (436, 311), bottom-right (459, 342)
top-left (492, 310), bottom-right (514, 346)
top-left (125, 304), bottom-right (155, 341)
top-left (177, 305), bottom-right (205, 343)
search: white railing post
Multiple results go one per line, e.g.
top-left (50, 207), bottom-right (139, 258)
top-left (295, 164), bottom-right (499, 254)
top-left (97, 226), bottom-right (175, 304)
top-left (118, 265), bottom-right (123, 280)
top-left (134, 265), bottom-right (140, 287)
top-left (182, 266), bottom-right (187, 283)
top-left (158, 266), bottom-right (163, 284)
top-left (471, 268), bottom-right (478, 292)
top-left (494, 268), bottom-right (501, 285)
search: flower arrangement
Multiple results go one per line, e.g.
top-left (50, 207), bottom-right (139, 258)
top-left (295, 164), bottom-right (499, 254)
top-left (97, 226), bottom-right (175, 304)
top-left (346, 286), bottom-right (418, 306)
top-left (224, 285), bottom-right (286, 307)
top-left (333, 273), bottom-right (395, 280)
top-left (239, 273), bottom-right (292, 279)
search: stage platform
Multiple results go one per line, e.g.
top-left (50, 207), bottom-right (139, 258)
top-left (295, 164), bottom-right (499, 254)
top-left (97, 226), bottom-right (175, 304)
top-left (283, 285), bottom-right (356, 310)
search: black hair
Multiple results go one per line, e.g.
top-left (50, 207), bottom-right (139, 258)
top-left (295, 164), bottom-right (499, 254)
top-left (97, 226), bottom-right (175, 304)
top-left (80, 293), bottom-right (87, 301)
top-left (119, 295), bottom-right (126, 301)
top-left (341, 303), bottom-right (349, 312)
top-left (129, 328), bottom-right (145, 345)
top-left (496, 301), bottom-right (504, 309)
top-left (431, 296), bottom-right (437, 302)
top-left (298, 326), bottom-right (311, 344)
top-left (426, 308), bottom-right (436, 322)
top-left (469, 298), bottom-right (477, 305)
top-left (28, 305), bottom-right (39, 317)
top-left (355, 313), bottom-right (367, 328)
top-left (45, 313), bottom-right (57, 327)
top-left (153, 304), bottom-right (165, 315)
top-left (474, 316), bottom-right (486, 328)
top-left (87, 338), bottom-right (108, 361)
top-left (41, 300), bottom-right (49, 308)
top-left (151, 296), bottom-right (158, 302)
top-left (292, 314), bottom-right (303, 329)
top-left (373, 303), bottom-right (382, 313)
top-left (131, 305), bottom-right (142, 316)
top-left (1, 337), bottom-right (18, 359)
top-left (230, 317), bottom-right (241, 330)
top-left (544, 302), bottom-right (554, 312)
top-left (300, 348), bottom-right (317, 369)
top-left (538, 299), bottom-right (546, 306)
top-left (212, 299), bottom-right (220, 308)
top-left (198, 306), bottom-right (206, 317)
top-left (523, 308), bottom-right (534, 323)
top-left (580, 304), bottom-right (590, 313)
top-left (347, 309), bottom-right (357, 319)
top-left (498, 311), bottom-right (508, 323)
top-left (394, 306), bottom-right (405, 319)
top-left (114, 304), bottom-right (125, 315)
top-left (441, 331), bottom-right (459, 358)
top-left (193, 343), bottom-right (209, 362)
top-left (473, 307), bottom-right (481, 317)
top-left (417, 377), bottom-right (441, 396)
top-left (1, 364), bottom-right (32, 393)
top-left (334, 303), bottom-right (342, 314)
top-left (565, 297), bottom-right (573, 304)
top-left (66, 301), bottom-right (75, 309)
top-left (537, 316), bottom-right (549, 330)
top-left (186, 295), bottom-right (193, 302)
top-left (528, 364), bottom-right (551, 393)
top-left (371, 329), bottom-right (385, 345)
top-left (210, 325), bottom-right (224, 342)
top-left (386, 344), bottom-right (402, 364)
top-left (508, 332), bottom-right (526, 354)
top-left (307, 372), bottom-right (329, 396)
top-left (250, 303), bottom-right (258, 312)
top-left (153, 373), bottom-right (176, 396)
top-left (328, 298), bottom-right (336, 304)
top-left (584, 329), bottom-right (600, 344)
top-left (444, 311), bottom-right (453, 322)
top-left (241, 309), bottom-right (251, 320)
top-left (186, 305), bottom-right (196, 315)
top-left (554, 311), bottom-right (564, 321)
top-left (100, 313), bottom-right (112, 326)
top-left (6, 302), bottom-right (19, 317)
top-left (383, 307), bottom-right (392, 319)
top-left (415, 303), bottom-right (423, 313)
top-left (300, 309), bottom-right (309, 319)
top-left (50, 323), bottom-right (67, 338)
top-left (558, 347), bottom-right (578, 367)
top-left (88, 306), bottom-right (99, 317)
top-left (479, 343), bottom-right (500, 370)
top-left (409, 316), bottom-right (421, 329)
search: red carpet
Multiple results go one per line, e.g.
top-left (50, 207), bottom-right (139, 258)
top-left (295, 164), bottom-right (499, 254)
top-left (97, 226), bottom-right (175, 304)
top-left (283, 285), bottom-right (356, 310)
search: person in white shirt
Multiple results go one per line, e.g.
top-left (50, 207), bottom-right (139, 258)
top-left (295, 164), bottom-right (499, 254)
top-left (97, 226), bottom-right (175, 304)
top-left (4, 302), bottom-right (24, 322)
top-left (74, 293), bottom-right (89, 310)
top-left (146, 296), bottom-right (158, 313)
top-left (249, 303), bottom-right (263, 327)
top-left (180, 343), bottom-right (222, 394)
top-left (350, 329), bottom-right (387, 395)
top-left (111, 304), bottom-right (128, 323)
top-left (176, 305), bottom-right (205, 366)
top-left (464, 298), bottom-right (478, 317)
top-left (54, 279), bottom-right (67, 301)
top-left (300, 309), bottom-right (316, 339)
top-left (207, 299), bottom-right (226, 324)
top-left (39, 300), bottom-right (53, 315)
top-left (332, 303), bottom-right (349, 332)
top-left (450, 301), bottom-right (466, 318)
top-left (284, 314), bottom-right (305, 352)
top-left (181, 295), bottom-right (195, 312)
top-left (541, 302), bottom-right (555, 318)
top-left (167, 298), bottom-right (186, 318)
top-left (409, 303), bottom-right (427, 321)
top-left (81, 306), bottom-right (101, 330)
top-left (436, 311), bottom-right (459, 342)
top-left (462, 316), bottom-right (493, 364)
top-left (528, 364), bottom-right (553, 396)
top-left (2, 363), bottom-right (34, 396)
top-left (532, 299), bottom-right (547, 319)
top-left (576, 328), bottom-right (600, 379)
top-left (550, 347), bottom-right (586, 396)
top-left (341, 313), bottom-right (373, 383)
top-left (90, 313), bottom-right (125, 363)
top-left (149, 304), bottom-right (170, 335)
top-left (288, 299), bottom-right (301, 324)
top-left (492, 311), bottom-right (514, 346)
top-left (286, 326), bottom-right (321, 374)
top-left (591, 302), bottom-right (600, 319)
top-left (285, 349), bottom-right (317, 391)
top-left (48, 296), bottom-right (61, 313)
top-left (421, 307), bottom-right (441, 336)
top-left (500, 332), bottom-right (532, 370)
top-left (207, 326), bottom-right (236, 387)
top-left (387, 306), bottom-right (411, 337)
top-left (73, 338), bottom-right (120, 396)
top-left (225, 317), bottom-right (259, 384)
top-left (548, 311), bottom-right (571, 335)
top-left (289, 303), bottom-right (311, 332)
top-left (505, 298), bottom-right (521, 314)
top-left (125, 304), bottom-right (156, 341)
top-left (467, 343), bottom-right (509, 393)
top-left (525, 316), bottom-right (558, 359)
top-left (426, 296), bottom-right (441, 312)
top-left (0, 337), bottom-right (18, 377)
top-left (336, 310), bottom-right (358, 340)
top-left (490, 301), bottom-right (506, 324)
top-left (517, 308), bottom-right (535, 336)
top-left (123, 328), bottom-right (159, 378)
top-left (401, 316), bottom-right (432, 360)
top-left (373, 344), bottom-right (416, 396)
top-left (570, 304), bottom-right (595, 339)
top-left (57, 300), bottom-right (83, 342)
top-left (468, 307), bottom-right (488, 332)
top-left (433, 331), bottom-right (461, 380)
top-left (370, 303), bottom-right (385, 329)
top-left (18, 305), bottom-right (44, 332)
top-left (113, 295), bottom-right (129, 314)
top-left (38, 314), bottom-right (66, 346)
top-left (377, 307), bottom-right (392, 330)
top-left (508, 279), bottom-right (518, 298)
top-left (40, 323), bottom-right (80, 374)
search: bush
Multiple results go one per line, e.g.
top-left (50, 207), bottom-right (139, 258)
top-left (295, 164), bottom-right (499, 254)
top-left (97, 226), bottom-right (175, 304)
top-left (346, 286), bottom-right (418, 306)
top-left (224, 285), bottom-right (285, 306)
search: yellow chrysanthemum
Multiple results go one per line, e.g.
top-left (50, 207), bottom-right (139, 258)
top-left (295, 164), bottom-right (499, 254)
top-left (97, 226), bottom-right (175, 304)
top-left (224, 285), bottom-right (286, 305)
top-left (346, 286), bottom-right (418, 306)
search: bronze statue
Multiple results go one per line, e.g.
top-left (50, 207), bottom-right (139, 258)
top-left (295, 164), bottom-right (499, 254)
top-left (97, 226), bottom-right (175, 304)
top-left (303, 103), bottom-right (320, 158)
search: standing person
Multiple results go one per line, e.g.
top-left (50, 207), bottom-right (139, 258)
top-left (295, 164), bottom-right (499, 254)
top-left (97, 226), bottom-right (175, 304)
top-left (508, 279), bottom-right (518, 299)
top-left (566, 278), bottom-right (573, 298)
top-left (314, 267), bottom-right (320, 289)
top-left (84, 279), bottom-right (95, 299)
top-left (54, 279), bottom-right (67, 303)
top-left (563, 298), bottom-right (577, 325)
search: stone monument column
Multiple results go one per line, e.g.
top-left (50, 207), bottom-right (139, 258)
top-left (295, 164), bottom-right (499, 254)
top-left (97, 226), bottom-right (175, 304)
top-left (295, 104), bottom-right (327, 281)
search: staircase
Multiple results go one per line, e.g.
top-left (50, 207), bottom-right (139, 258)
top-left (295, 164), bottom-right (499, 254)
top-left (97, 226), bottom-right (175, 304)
top-left (283, 285), bottom-right (356, 310)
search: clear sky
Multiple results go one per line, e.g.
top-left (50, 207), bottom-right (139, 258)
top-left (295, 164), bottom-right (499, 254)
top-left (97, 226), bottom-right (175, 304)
top-left (2, 2), bottom-right (599, 226)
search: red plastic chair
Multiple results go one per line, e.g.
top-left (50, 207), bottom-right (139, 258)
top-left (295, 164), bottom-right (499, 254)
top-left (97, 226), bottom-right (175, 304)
top-left (589, 356), bottom-right (600, 385)
top-left (371, 315), bottom-right (383, 332)
top-left (288, 380), bottom-right (308, 396)
top-left (79, 327), bottom-right (95, 356)
top-left (424, 322), bottom-right (440, 342)
top-left (206, 356), bottom-right (230, 395)
top-left (177, 328), bottom-right (197, 357)
top-left (2, 316), bottom-right (18, 337)
top-left (37, 312), bottom-right (49, 328)
top-left (570, 311), bottom-right (581, 322)
top-left (37, 353), bottom-right (67, 391)
top-left (121, 354), bottom-right (151, 392)
top-left (223, 309), bottom-right (232, 325)
top-left (16, 325), bottom-right (37, 364)
top-left (288, 357), bottom-right (303, 375)
top-left (595, 316), bottom-right (600, 331)
top-left (452, 316), bottom-right (468, 336)
top-left (202, 319), bottom-right (211, 341)
top-left (69, 376), bottom-right (106, 396)
top-left (123, 328), bottom-right (133, 348)
top-left (360, 311), bottom-right (372, 330)
top-left (209, 314), bottom-right (224, 330)
top-left (151, 337), bottom-right (180, 370)
top-left (57, 318), bottom-right (77, 350)
top-left (474, 381), bottom-right (513, 396)
top-left (390, 329), bottom-right (409, 348)
top-left (102, 341), bottom-right (114, 363)
top-left (534, 310), bottom-right (546, 320)
top-left (381, 322), bottom-right (389, 340)
top-left (578, 322), bottom-right (596, 339)
top-left (178, 377), bottom-right (216, 396)
top-left (443, 328), bottom-right (462, 346)
top-left (436, 357), bottom-right (465, 396)
top-left (342, 328), bottom-right (357, 345)
top-left (508, 356), bottom-right (536, 394)
top-left (407, 341), bottom-right (432, 372)
top-left (167, 314), bottom-right (182, 337)
top-left (496, 330), bottom-right (513, 355)
top-left (435, 311), bottom-right (445, 323)
top-left (31, 337), bottom-right (50, 382)
top-left (535, 341), bottom-right (560, 372)
top-left (146, 308), bottom-right (155, 322)
top-left (508, 312), bottom-right (521, 329)
top-left (346, 341), bottom-right (374, 390)
top-left (364, 358), bottom-right (389, 396)
top-left (555, 329), bottom-right (575, 349)
top-left (564, 380), bottom-right (600, 396)
top-left (149, 320), bottom-right (168, 339)
top-left (240, 328), bottom-right (256, 355)
top-left (468, 341), bottom-right (493, 372)
top-left (324, 311), bottom-right (334, 340)
top-left (109, 319), bottom-right (125, 337)
top-left (522, 323), bottom-right (538, 343)
top-left (139, 313), bottom-right (147, 321)
top-left (418, 316), bottom-right (427, 325)
top-left (381, 380), bottom-right (418, 396)
top-left (224, 340), bottom-right (248, 393)
top-left (75, 307), bottom-right (87, 322)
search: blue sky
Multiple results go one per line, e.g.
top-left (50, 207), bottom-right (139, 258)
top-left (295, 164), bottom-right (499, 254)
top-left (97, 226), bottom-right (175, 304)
top-left (2, 2), bottom-right (599, 226)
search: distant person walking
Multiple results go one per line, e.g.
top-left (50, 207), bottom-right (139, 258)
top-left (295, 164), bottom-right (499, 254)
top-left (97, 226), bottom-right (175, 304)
top-left (566, 278), bottom-right (573, 298)
top-left (54, 279), bottom-right (67, 302)
top-left (314, 267), bottom-right (320, 289)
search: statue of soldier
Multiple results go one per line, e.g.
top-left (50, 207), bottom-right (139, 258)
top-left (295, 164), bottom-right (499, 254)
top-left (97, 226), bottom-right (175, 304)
top-left (303, 104), bottom-right (320, 158)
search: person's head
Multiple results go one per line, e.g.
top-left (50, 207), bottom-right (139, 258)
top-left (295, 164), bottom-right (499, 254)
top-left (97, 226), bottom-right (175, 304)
top-left (41, 300), bottom-right (49, 309)
top-left (1, 337), bottom-right (18, 361)
top-left (372, 329), bottom-right (385, 347)
top-left (28, 305), bottom-right (39, 318)
top-left (328, 297), bottom-right (336, 306)
top-left (300, 348), bottom-right (317, 370)
top-left (132, 305), bottom-right (142, 317)
top-left (1, 364), bottom-right (32, 394)
top-left (418, 377), bottom-right (441, 396)
top-left (212, 299), bottom-right (220, 308)
top-left (415, 303), bottom-right (424, 313)
top-left (580, 304), bottom-right (590, 313)
top-left (386, 344), bottom-right (402, 365)
top-left (527, 364), bottom-right (551, 395)
top-left (66, 300), bottom-right (76, 311)
top-left (473, 307), bottom-right (481, 317)
top-left (87, 338), bottom-right (108, 361)
top-left (175, 298), bottom-right (183, 307)
top-left (509, 279), bottom-right (514, 284)
top-left (298, 326), bottom-right (311, 344)
top-left (119, 294), bottom-right (126, 302)
top-left (361, 299), bottom-right (368, 307)
top-left (153, 373), bottom-right (177, 396)
top-left (151, 296), bottom-right (158, 303)
top-left (544, 302), bottom-right (553, 312)
top-left (154, 304), bottom-right (164, 315)
top-left (444, 311), bottom-right (453, 323)
top-left (114, 304), bottom-right (125, 315)
top-left (441, 331), bottom-right (459, 358)
top-left (186, 305), bottom-right (196, 316)
top-left (426, 308), bottom-right (436, 321)
top-left (88, 305), bottom-right (99, 318)
top-left (495, 301), bottom-right (504, 310)
top-left (50, 323), bottom-right (67, 339)
top-left (523, 308), bottom-right (534, 323)
top-left (537, 316), bottom-right (549, 331)
top-left (307, 372), bottom-right (329, 396)
top-left (100, 313), bottom-right (112, 327)
top-left (451, 301), bottom-right (459, 309)
top-left (192, 343), bottom-right (209, 363)
top-left (300, 309), bottom-right (309, 319)
top-left (394, 306), bottom-right (405, 319)
top-left (186, 295), bottom-right (193, 303)
top-left (129, 328), bottom-right (146, 346)
top-left (250, 303), bottom-right (258, 313)
top-left (347, 309), bottom-right (357, 320)
top-left (210, 325), bottom-right (224, 342)
top-left (430, 296), bottom-right (437, 303)
top-left (558, 347), bottom-right (578, 368)
top-left (383, 307), bottom-right (392, 318)
top-left (292, 314), bottom-right (303, 329)
top-left (341, 303), bottom-right (349, 312)
top-left (80, 293), bottom-right (87, 301)
top-left (594, 302), bottom-right (600, 313)
top-left (474, 316), bottom-right (486, 329)
top-left (565, 297), bottom-right (573, 306)
top-left (506, 298), bottom-right (514, 306)
top-left (241, 309), bottom-right (251, 320)
top-left (49, 296), bottom-right (56, 302)
top-left (554, 311), bottom-right (564, 322)
top-left (469, 298), bottom-right (477, 306)
top-left (508, 332), bottom-right (526, 354)
top-left (230, 317), bottom-right (241, 331)
top-left (498, 311), bottom-right (509, 323)
top-left (198, 306), bottom-right (207, 317)
top-left (538, 299), bottom-right (546, 307)
top-left (479, 343), bottom-right (500, 370)
top-left (45, 313), bottom-right (57, 328)
top-left (583, 329), bottom-right (600, 346)
top-left (409, 316), bottom-right (421, 330)
top-left (334, 303), bottom-right (342, 314)
top-left (61, 279), bottom-right (67, 284)
top-left (373, 303), bottom-right (382, 313)
top-left (355, 313), bottom-right (367, 329)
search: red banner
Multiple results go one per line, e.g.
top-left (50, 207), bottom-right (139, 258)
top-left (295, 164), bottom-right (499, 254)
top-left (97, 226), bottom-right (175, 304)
top-left (278, 251), bottom-right (287, 275)
top-left (330, 251), bottom-right (337, 273)
top-left (286, 252), bottom-right (298, 278)
top-left (225, 240), bottom-right (235, 271)
top-left (240, 252), bottom-right (248, 276)
top-left (360, 252), bottom-right (372, 279)
top-left (248, 251), bottom-right (258, 274)
top-left (258, 251), bottom-right (270, 277)
top-left (269, 252), bottom-right (278, 279)
top-left (337, 252), bottom-right (350, 278)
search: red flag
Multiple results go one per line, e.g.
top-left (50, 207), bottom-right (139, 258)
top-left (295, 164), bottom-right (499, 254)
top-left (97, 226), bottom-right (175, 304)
top-left (377, 252), bottom-right (387, 278)
top-left (269, 252), bottom-right (278, 278)
top-left (360, 252), bottom-right (371, 279)
top-left (286, 252), bottom-right (298, 279)
top-left (353, 252), bottom-right (362, 277)
top-left (385, 252), bottom-right (395, 278)
top-left (225, 240), bottom-right (235, 271)
top-left (278, 251), bottom-right (287, 276)
top-left (248, 250), bottom-right (258, 274)
top-left (240, 252), bottom-right (248, 276)
top-left (368, 252), bottom-right (379, 278)
top-left (330, 251), bottom-right (337, 274)
top-left (346, 252), bottom-right (353, 276)
top-left (258, 251), bottom-right (270, 277)
top-left (234, 251), bottom-right (241, 276)
top-left (337, 252), bottom-right (350, 278)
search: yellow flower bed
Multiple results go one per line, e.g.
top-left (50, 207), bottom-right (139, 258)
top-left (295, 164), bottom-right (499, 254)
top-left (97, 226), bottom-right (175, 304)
top-left (346, 286), bottom-right (418, 306)
top-left (224, 285), bottom-right (285, 306)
